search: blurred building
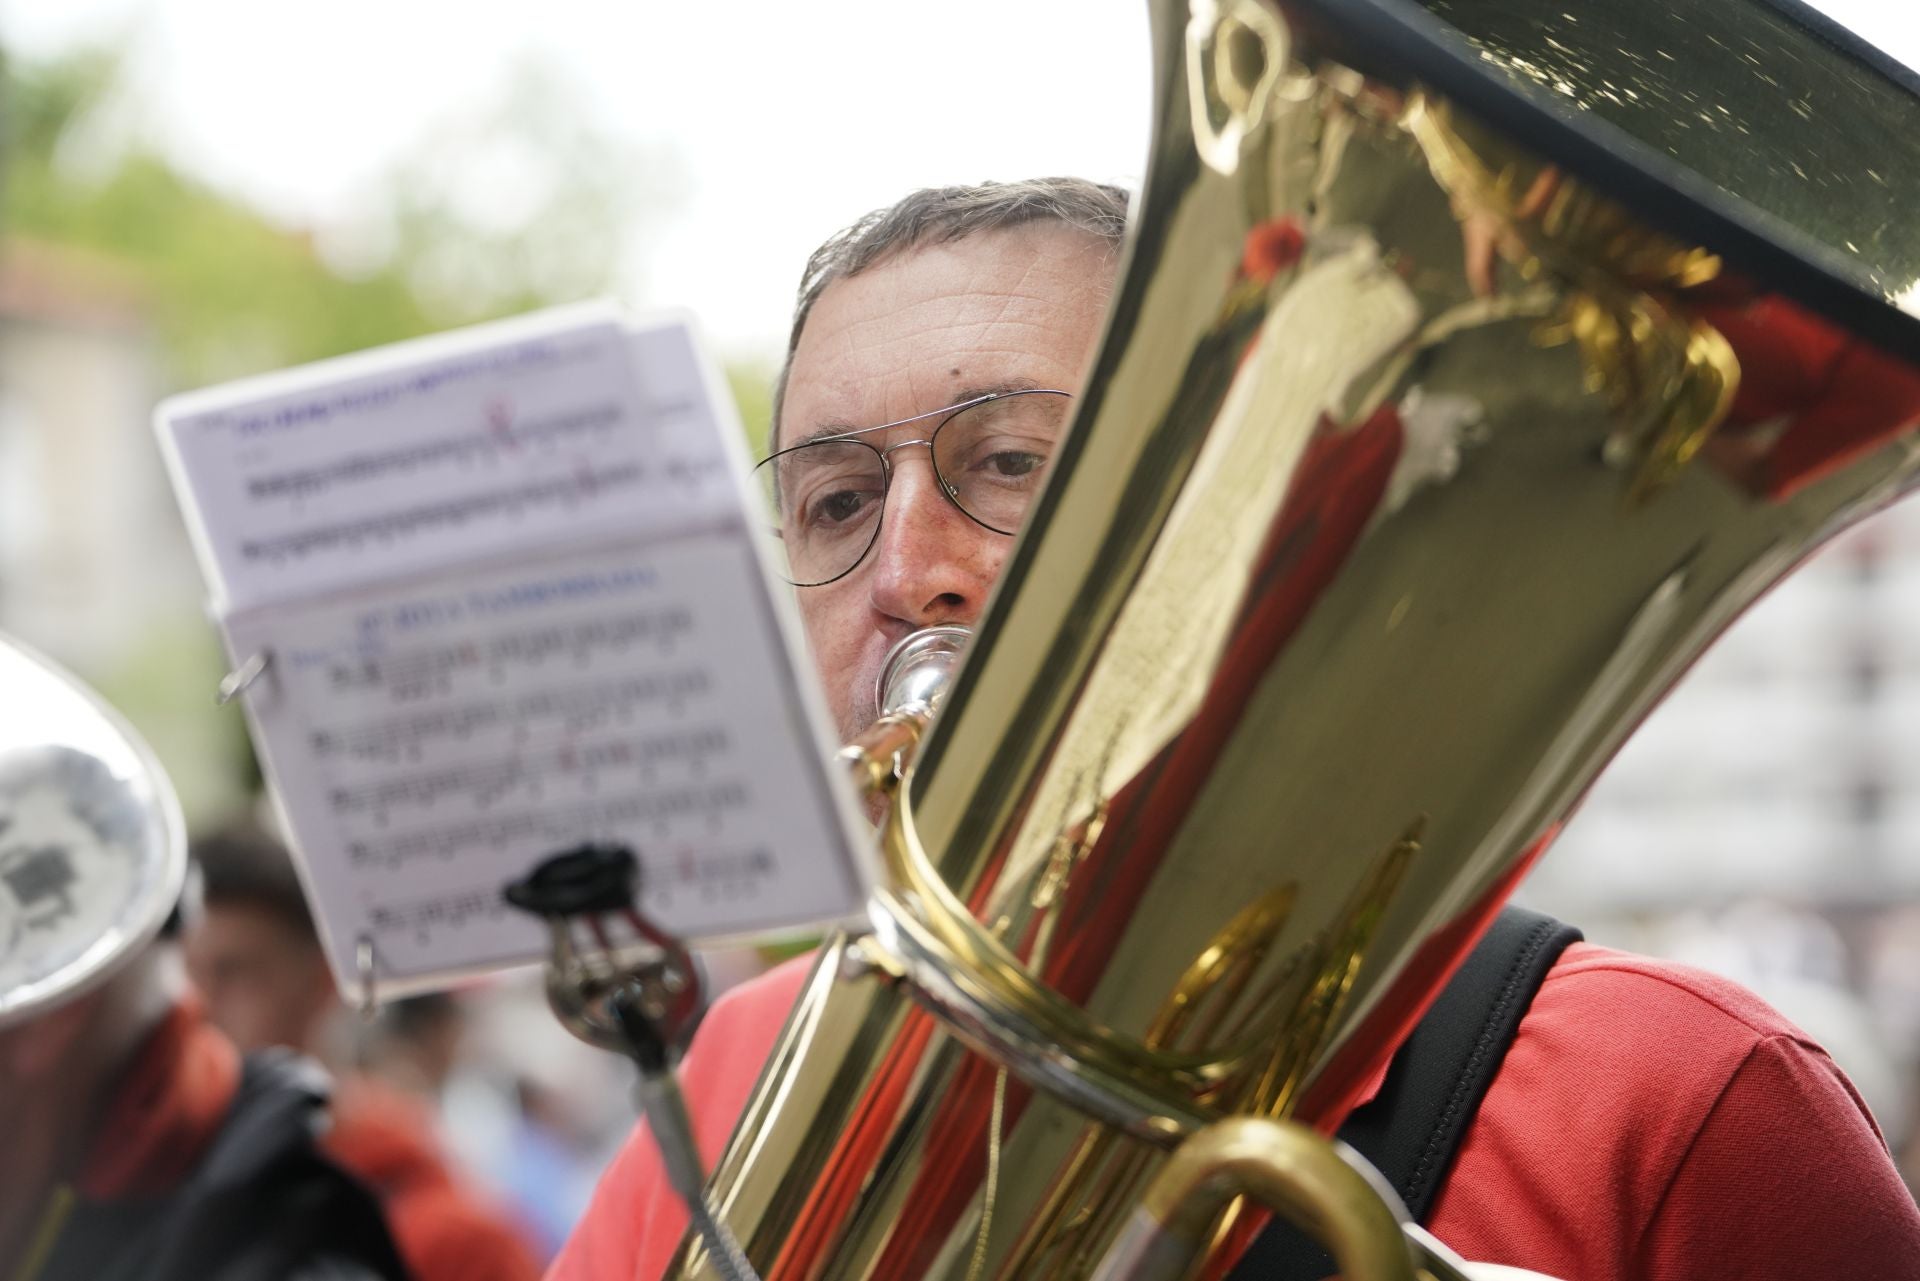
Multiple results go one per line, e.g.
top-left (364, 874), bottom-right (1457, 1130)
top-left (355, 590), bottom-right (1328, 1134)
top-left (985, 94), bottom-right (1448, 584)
top-left (0, 239), bottom-right (170, 658)
top-left (1532, 507), bottom-right (1920, 909)
top-left (0, 237), bottom-right (246, 818)
top-left (1526, 502), bottom-right (1920, 1163)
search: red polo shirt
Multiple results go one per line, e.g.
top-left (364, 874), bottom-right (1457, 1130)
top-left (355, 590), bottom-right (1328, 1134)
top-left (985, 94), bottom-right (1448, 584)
top-left (549, 943), bottom-right (1920, 1281)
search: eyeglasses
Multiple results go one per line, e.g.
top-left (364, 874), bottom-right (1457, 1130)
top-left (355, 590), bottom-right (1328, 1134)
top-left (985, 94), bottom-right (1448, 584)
top-left (753, 389), bottom-right (1073, 586)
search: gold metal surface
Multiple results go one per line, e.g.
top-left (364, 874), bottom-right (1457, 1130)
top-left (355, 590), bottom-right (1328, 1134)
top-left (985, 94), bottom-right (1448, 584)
top-left (838, 712), bottom-right (925, 798)
top-left (1108, 1117), bottom-right (1418, 1281)
top-left (670, 2), bottom-right (1920, 1278)
top-left (1416, 0), bottom-right (1920, 318)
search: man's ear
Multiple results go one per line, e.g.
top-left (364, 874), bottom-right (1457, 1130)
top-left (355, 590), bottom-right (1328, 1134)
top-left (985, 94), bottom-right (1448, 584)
top-left (0, 988), bottom-right (103, 1082)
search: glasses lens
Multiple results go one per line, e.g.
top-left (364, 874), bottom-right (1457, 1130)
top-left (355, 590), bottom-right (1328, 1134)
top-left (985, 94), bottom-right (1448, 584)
top-left (932, 391), bottom-right (1072, 535)
top-left (754, 439), bottom-right (887, 585)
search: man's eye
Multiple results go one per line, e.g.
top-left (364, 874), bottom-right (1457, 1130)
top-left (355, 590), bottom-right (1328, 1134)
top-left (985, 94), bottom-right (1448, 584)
top-left (805, 488), bottom-right (878, 528)
top-left (984, 450), bottom-right (1045, 479)
top-left (959, 438), bottom-right (1050, 484)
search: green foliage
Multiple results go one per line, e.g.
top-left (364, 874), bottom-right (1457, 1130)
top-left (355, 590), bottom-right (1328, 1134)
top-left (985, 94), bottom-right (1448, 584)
top-left (88, 615), bottom-right (261, 824)
top-left (375, 58), bottom-right (673, 325)
top-left (2, 43), bottom-right (679, 390)
top-left (5, 46), bottom-right (440, 387)
top-left (728, 360), bottom-right (778, 455)
top-left (0, 41), bottom-right (741, 826)
top-left (6, 41), bottom-right (115, 158)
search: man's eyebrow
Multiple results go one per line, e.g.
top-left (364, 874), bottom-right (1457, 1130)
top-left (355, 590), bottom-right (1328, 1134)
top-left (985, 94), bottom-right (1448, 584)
top-left (788, 378), bottom-right (1048, 450)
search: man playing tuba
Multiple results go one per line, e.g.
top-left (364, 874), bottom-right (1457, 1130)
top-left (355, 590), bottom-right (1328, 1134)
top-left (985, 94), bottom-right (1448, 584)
top-left (547, 179), bottom-right (1920, 1281)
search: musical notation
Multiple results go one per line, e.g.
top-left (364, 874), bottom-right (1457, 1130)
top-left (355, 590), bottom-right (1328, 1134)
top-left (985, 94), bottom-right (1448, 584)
top-left (344, 781), bottom-right (751, 870)
top-left (368, 889), bottom-right (516, 947)
top-left (247, 403), bottom-right (624, 501)
top-left (364, 842), bottom-right (777, 948)
top-left (161, 309), bottom-right (736, 615)
top-left (326, 608), bottom-right (694, 697)
top-left (311, 670), bottom-right (710, 761)
top-left (641, 846), bottom-right (780, 911)
top-left (168, 309), bottom-right (870, 994)
top-left (239, 463), bottom-right (649, 564)
top-left (326, 727), bottom-right (731, 816)
top-left (254, 531), bottom-right (866, 981)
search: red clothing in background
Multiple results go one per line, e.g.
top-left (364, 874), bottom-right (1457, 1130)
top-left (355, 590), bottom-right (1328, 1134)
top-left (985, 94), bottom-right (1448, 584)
top-left (24, 998), bottom-right (406, 1281)
top-left (549, 943), bottom-right (1920, 1281)
top-left (327, 1077), bottom-right (543, 1281)
top-left (76, 997), bottom-right (242, 1201)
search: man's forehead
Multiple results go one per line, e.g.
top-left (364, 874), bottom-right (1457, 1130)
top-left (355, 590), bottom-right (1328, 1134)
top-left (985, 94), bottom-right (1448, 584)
top-left (787, 379), bottom-right (1054, 449)
top-left (780, 225), bottom-right (1114, 448)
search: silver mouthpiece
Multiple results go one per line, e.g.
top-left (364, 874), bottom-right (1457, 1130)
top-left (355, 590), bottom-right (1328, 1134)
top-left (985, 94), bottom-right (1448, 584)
top-left (874, 625), bottom-right (971, 719)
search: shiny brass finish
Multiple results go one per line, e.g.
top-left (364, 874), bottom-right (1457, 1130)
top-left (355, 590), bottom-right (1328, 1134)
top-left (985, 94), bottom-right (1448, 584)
top-left (1408, 0), bottom-right (1920, 319)
top-left (1401, 96), bottom-right (1743, 504)
top-left (837, 626), bottom-right (971, 796)
top-left (1088, 1118), bottom-right (1417, 1281)
top-left (672, 2), bottom-right (1920, 1279)
top-left (838, 714), bottom-right (925, 798)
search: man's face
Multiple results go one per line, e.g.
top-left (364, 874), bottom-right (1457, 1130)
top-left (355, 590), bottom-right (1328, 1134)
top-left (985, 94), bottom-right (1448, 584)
top-left (778, 224), bottom-right (1115, 737)
top-left (185, 902), bottom-right (335, 1053)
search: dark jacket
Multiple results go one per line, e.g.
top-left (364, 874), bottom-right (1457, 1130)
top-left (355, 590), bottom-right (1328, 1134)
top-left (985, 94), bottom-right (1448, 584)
top-left (40, 1052), bottom-right (409, 1281)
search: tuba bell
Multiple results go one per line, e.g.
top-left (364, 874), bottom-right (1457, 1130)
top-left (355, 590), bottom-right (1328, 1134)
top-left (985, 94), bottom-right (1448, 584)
top-left (644, 1), bottom-right (1920, 1278)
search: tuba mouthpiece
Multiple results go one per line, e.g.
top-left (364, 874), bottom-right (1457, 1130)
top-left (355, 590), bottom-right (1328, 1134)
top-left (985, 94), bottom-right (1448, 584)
top-left (840, 625), bottom-right (973, 798)
top-left (875, 624), bottom-right (971, 718)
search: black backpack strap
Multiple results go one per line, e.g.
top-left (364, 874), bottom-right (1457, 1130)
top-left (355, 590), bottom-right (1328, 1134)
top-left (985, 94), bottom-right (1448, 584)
top-left (1228, 905), bottom-right (1582, 1281)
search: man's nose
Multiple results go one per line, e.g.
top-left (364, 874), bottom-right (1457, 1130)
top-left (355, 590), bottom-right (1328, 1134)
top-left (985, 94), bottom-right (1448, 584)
top-left (866, 453), bottom-right (997, 627)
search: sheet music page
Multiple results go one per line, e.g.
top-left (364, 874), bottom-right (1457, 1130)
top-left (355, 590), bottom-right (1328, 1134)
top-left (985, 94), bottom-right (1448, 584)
top-left (158, 307), bottom-right (875, 999)
top-left (160, 306), bottom-right (735, 614)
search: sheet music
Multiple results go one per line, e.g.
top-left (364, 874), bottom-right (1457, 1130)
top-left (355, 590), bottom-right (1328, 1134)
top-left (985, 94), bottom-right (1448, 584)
top-left (160, 306), bottom-right (738, 614)
top-left (159, 307), bottom-right (874, 1000)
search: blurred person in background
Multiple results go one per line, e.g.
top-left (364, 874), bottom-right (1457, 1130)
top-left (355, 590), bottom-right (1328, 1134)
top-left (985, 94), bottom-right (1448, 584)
top-left (495, 1076), bottom-right (609, 1259)
top-left (0, 882), bottom-right (404, 1280)
top-left (435, 979), bottom-right (636, 1262)
top-left (366, 993), bottom-right (469, 1102)
top-left (187, 823), bottom-right (542, 1281)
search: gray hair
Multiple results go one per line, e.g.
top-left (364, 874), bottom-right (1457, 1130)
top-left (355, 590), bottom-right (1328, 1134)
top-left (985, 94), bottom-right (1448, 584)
top-left (769, 177), bottom-right (1131, 452)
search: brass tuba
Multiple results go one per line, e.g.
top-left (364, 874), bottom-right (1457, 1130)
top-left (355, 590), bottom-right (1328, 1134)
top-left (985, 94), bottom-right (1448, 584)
top-left (667, 2), bottom-right (1920, 1278)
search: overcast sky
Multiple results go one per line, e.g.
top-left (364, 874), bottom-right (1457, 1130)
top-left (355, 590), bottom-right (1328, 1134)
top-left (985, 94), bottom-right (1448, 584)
top-left (2, 1), bottom-right (1151, 358)
top-left (5, 1), bottom-right (1912, 359)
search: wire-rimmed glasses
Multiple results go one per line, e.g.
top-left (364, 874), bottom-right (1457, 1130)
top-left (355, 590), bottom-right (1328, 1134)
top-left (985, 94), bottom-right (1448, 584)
top-left (753, 389), bottom-right (1073, 586)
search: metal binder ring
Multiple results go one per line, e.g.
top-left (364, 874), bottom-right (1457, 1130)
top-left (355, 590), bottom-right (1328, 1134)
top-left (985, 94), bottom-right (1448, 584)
top-left (215, 651), bottom-right (272, 705)
top-left (356, 933), bottom-right (379, 1019)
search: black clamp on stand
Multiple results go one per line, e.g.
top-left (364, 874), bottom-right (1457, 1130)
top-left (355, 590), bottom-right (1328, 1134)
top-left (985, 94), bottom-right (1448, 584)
top-left (504, 844), bottom-right (758, 1281)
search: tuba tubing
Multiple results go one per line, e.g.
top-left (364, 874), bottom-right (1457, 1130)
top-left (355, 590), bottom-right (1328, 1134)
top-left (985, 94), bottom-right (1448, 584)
top-left (669, 2), bottom-right (1920, 1279)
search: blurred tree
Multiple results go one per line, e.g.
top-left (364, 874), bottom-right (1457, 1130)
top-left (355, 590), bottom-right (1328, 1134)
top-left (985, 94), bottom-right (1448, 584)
top-left (369, 57), bottom-right (681, 325)
top-left (6, 46), bottom-right (431, 385)
top-left (728, 361), bottom-right (776, 454)
top-left (0, 40), bottom-right (709, 823)
top-left (3, 43), bottom-right (679, 386)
